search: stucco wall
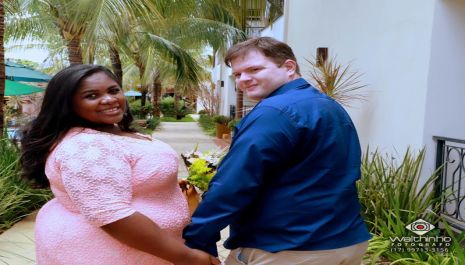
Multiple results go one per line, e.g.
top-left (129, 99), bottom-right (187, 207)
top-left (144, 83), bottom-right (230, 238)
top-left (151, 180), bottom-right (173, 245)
top-left (423, 0), bottom-right (465, 175)
top-left (260, 16), bottom-right (285, 41)
top-left (285, 0), bottom-right (436, 158)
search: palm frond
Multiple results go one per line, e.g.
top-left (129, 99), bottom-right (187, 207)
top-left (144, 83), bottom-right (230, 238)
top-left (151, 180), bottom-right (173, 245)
top-left (307, 57), bottom-right (367, 107)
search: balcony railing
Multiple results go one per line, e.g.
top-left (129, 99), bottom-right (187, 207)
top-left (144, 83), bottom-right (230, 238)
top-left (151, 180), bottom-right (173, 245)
top-left (434, 136), bottom-right (465, 231)
top-left (245, 26), bottom-right (264, 38)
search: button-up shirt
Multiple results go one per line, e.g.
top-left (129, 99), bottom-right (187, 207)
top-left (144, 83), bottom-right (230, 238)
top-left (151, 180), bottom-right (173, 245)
top-left (183, 78), bottom-right (371, 256)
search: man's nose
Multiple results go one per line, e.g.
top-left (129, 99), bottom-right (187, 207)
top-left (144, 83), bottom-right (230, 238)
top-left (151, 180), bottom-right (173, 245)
top-left (238, 72), bottom-right (251, 82)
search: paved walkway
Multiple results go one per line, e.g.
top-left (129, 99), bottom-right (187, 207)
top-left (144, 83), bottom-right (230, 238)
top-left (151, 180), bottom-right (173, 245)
top-left (0, 121), bottom-right (230, 264)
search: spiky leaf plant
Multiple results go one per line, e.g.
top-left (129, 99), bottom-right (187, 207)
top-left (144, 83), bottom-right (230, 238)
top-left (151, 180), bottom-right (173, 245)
top-left (307, 56), bottom-right (367, 107)
top-left (0, 137), bottom-right (51, 233)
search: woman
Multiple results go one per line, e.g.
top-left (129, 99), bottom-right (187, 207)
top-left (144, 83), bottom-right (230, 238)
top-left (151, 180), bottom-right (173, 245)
top-left (20, 64), bottom-right (213, 265)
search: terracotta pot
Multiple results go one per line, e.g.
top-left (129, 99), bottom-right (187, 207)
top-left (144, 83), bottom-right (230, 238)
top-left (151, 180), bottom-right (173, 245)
top-left (216, 123), bottom-right (229, 138)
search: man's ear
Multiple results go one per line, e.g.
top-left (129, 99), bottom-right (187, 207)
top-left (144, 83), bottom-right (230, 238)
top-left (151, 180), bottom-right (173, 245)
top-left (282, 59), bottom-right (297, 75)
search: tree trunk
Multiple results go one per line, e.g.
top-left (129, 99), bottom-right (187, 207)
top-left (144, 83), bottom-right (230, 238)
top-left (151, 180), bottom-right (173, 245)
top-left (66, 35), bottom-right (83, 65)
top-left (141, 90), bottom-right (147, 107)
top-left (173, 91), bottom-right (180, 119)
top-left (0, 1), bottom-right (5, 133)
top-left (152, 78), bottom-right (162, 118)
top-left (136, 62), bottom-right (147, 106)
top-left (109, 45), bottom-right (123, 85)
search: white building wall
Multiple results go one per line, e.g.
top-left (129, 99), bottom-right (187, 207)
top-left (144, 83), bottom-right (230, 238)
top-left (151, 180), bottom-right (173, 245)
top-left (260, 16), bottom-right (285, 41)
top-left (423, 0), bottom-right (465, 175)
top-left (285, 0), bottom-right (436, 157)
top-left (213, 50), bottom-right (236, 117)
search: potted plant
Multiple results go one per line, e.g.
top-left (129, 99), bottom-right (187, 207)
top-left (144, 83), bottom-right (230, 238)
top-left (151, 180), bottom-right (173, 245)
top-left (213, 115), bottom-right (230, 139)
top-left (227, 119), bottom-right (240, 137)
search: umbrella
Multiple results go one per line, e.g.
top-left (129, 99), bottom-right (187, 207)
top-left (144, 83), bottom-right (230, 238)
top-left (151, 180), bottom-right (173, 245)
top-left (5, 60), bottom-right (51, 82)
top-left (5, 80), bottom-right (44, 96)
top-left (124, 90), bottom-right (142, 97)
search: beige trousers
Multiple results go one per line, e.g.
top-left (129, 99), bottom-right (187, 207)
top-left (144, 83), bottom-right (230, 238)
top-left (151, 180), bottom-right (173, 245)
top-left (224, 241), bottom-right (368, 265)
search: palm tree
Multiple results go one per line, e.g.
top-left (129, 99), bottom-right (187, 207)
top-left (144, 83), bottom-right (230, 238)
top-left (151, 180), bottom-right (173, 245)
top-left (5, 0), bottom-right (244, 122)
top-left (6, 0), bottom-right (156, 64)
top-left (111, 0), bottom-right (243, 117)
top-left (199, 0), bottom-right (283, 119)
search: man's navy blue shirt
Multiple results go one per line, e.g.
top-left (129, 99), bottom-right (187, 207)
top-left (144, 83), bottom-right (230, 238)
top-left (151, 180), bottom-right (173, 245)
top-left (183, 78), bottom-right (371, 256)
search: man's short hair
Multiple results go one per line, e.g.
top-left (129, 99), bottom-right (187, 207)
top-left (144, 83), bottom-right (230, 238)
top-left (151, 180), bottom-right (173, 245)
top-left (224, 37), bottom-right (301, 75)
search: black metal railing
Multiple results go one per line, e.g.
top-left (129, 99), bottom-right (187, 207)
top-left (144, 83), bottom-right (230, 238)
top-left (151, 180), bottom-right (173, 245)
top-left (245, 26), bottom-right (265, 38)
top-left (434, 136), bottom-right (465, 231)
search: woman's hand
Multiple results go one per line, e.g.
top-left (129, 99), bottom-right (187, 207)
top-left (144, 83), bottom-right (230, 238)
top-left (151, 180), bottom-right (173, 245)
top-left (102, 212), bottom-right (215, 264)
top-left (179, 179), bottom-right (200, 215)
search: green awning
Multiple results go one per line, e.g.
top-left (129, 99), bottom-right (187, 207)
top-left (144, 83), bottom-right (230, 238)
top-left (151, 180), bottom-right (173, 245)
top-left (5, 80), bottom-right (44, 96)
top-left (5, 60), bottom-right (51, 82)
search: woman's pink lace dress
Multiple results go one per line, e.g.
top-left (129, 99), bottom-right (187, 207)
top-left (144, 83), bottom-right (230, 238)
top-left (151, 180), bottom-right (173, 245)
top-left (35, 128), bottom-right (190, 264)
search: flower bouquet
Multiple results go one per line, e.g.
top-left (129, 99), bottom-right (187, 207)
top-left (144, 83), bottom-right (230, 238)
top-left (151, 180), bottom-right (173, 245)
top-left (180, 145), bottom-right (227, 214)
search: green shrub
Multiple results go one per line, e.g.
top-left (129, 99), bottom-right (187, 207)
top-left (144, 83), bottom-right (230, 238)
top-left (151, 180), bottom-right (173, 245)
top-left (160, 97), bottom-right (192, 118)
top-left (359, 148), bottom-right (464, 264)
top-left (227, 119), bottom-right (240, 131)
top-left (198, 114), bottom-right (216, 136)
top-left (198, 110), bottom-right (207, 115)
top-left (160, 97), bottom-right (176, 117)
top-left (0, 138), bottom-right (52, 233)
top-left (213, 115), bottom-right (230, 125)
top-left (358, 148), bottom-right (442, 234)
top-left (129, 99), bottom-right (153, 119)
top-left (146, 117), bottom-right (160, 130)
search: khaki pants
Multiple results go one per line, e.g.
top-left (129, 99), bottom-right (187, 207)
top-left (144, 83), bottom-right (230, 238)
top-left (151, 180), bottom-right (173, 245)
top-left (224, 241), bottom-right (368, 265)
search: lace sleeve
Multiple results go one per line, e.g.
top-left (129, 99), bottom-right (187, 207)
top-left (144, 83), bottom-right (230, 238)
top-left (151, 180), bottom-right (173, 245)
top-left (55, 133), bottom-right (135, 226)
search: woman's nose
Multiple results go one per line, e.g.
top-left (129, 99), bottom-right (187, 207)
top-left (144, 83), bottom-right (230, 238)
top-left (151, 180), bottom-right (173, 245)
top-left (101, 94), bottom-right (117, 103)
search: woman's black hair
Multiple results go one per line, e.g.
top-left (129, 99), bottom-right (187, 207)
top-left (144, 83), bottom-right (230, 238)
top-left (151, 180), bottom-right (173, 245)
top-left (20, 64), bottom-right (134, 187)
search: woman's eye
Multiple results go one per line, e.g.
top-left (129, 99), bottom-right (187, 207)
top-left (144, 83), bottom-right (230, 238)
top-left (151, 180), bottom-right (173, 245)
top-left (85, 94), bottom-right (97, 99)
top-left (109, 87), bottom-right (121, 94)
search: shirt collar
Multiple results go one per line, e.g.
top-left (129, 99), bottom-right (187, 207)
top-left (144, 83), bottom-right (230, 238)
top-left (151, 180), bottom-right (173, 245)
top-left (266, 78), bottom-right (310, 99)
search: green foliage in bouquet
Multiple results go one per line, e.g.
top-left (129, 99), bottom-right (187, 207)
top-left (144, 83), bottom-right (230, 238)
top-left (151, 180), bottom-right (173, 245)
top-left (187, 159), bottom-right (215, 191)
top-left (182, 145), bottom-right (227, 191)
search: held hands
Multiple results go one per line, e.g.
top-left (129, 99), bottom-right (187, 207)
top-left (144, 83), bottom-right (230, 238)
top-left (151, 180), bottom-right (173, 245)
top-left (178, 181), bottom-right (218, 264)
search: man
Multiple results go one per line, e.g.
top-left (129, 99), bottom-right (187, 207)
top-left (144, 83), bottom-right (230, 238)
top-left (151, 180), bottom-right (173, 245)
top-left (183, 37), bottom-right (371, 264)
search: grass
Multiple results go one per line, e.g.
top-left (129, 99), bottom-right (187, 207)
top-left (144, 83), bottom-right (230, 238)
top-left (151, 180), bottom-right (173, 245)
top-left (160, 116), bottom-right (195, 122)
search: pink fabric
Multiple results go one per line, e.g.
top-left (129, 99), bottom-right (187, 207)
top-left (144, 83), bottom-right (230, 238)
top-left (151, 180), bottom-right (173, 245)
top-left (36, 128), bottom-right (190, 265)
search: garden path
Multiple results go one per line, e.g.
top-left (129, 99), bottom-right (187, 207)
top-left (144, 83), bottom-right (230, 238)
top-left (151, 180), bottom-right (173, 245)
top-left (0, 121), bottom-right (231, 264)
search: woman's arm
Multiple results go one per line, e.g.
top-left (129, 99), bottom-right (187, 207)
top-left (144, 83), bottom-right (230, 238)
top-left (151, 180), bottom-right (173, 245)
top-left (102, 211), bottom-right (214, 265)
